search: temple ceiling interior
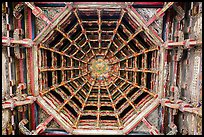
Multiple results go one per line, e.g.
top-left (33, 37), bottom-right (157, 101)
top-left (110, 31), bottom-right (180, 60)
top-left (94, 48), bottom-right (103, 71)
top-left (2, 2), bottom-right (202, 135)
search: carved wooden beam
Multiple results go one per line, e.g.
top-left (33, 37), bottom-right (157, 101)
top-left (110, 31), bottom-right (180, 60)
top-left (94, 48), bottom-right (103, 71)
top-left (19, 116), bottom-right (54, 135)
top-left (25, 2), bottom-right (51, 24)
top-left (33, 116), bottom-right (54, 134)
top-left (160, 98), bottom-right (202, 116)
top-left (142, 117), bottom-right (160, 135)
top-left (2, 96), bottom-right (37, 109)
top-left (13, 2), bottom-right (24, 19)
top-left (19, 119), bottom-right (33, 135)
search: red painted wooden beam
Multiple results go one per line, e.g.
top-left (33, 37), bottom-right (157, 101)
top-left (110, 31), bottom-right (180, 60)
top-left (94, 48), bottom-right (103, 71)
top-left (160, 99), bottom-right (202, 116)
top-left (142, 118), bottom-right (160, 135)
top-left (15, 16), bottom-right (24, 86)
top-left (25, 6), bottom-right (36, 130)
top-left (2, 37), bottom-right (34, 47)
top-left (13, 18), bottom-right (26, 124)
top-left (33, 116), bottom-right (54, 134)
top-left (146, 2), bottom-right (174, 26)
top-left (2, 96), bottom-right (37, 109)
top-left (123, 99), bottom-right (160, 135)
top-left (163, 39), bottom-right (202, 49)
top-left (133, 2), bottom-right (164, 6)
top-left (127, 5), bottom-right (164, 44)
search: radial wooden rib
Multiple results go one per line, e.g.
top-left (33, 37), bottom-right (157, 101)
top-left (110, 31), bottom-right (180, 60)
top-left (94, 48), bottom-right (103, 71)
top-left (63, 84), bottom-right (76, 98)
top-left (103, 80), bottom-right (122, 128)
top-left (40, 67), bottom-right (82, 72)
top-left (116, 33), bottom-right (126, 45)
top-left (55, 26), bottom-right (85, 55)
top-left (80, 38), bottom-right (88, 48)
top-left (86, 30), bottom-right (113, 33)
top-left (74, 78), bottom-right (97, 128)
top-left (70, 59), bottom-right (74, 79)
top-left (69, 100), bottom-right (81, 114)
top-left (97, 9), bottom-right (102, 53)
top-left (111, 48), bottom-right (158, 65)
top-left (53, 37), bottom-right (65, 49)
top-left (134, 38), bottom-right (146, 50)
top-left (111, 81), bottom-right (131, 101)
top-left (125, 59), bottom-right (129, 79)
top-left (75, 33), bottom-right (83, 42)
top-left (134, 56), bottom-right (137, 83)
top-left (73, 9), bottom-right (96, 56)
top-left (119, 68), bottom-right (158, 74)
top-left (86, 55), bottom-right (97, 65)
top-left (67, 23), bottom-right (79, 35)
top-left (120, 24), bottom-right (132, 36)
top-left (104, 9), bottom-right (125, 57)
top-left (143, 53), bottom-right (147, 87)
top-left (61, 56), bottom-right (65, 82)
top-left (118, 49), bottom-right (128, 60)
top-left (151, 51), bottom-right (157, 90)
top-left (41, 72), bottom-right (90, 95)
top-left (97, 84), bottom-right (101, 127)
top-left (39, 44), bottom-right (87, 64)
top-left (110, 81), bottom-right (140, 113)
top-left (126, 44), bottom-right (136, 55)
top-left (52, 52), bottom-right (57, 85)
top-left (112, 73), bottom-right (156, 97)
top-left (57, 81), bottom-right (88, 112)
top-left (111, 27), bottom-right (143, 57)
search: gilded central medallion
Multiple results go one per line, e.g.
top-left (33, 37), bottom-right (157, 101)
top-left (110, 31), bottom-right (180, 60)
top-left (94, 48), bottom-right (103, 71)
top-left (89, 58), bottom-right (110, 80)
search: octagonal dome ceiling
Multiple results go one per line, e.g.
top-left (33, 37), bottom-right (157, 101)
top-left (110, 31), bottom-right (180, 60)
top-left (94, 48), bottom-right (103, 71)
top-left (35, 2), bottom-right (161, 135)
